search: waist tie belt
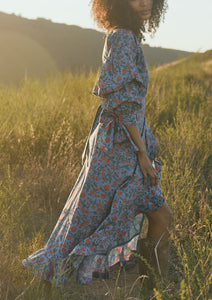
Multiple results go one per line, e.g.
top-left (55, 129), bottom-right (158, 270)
top-left (82, 104), bottom-right (146, 166)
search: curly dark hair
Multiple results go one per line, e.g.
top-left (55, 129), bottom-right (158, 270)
top-left (90, 0), bottom-right (168, 41)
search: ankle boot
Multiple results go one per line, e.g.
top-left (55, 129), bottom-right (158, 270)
top-left (137, 236), bottom-right (170, 289)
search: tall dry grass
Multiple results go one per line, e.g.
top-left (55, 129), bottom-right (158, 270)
top-left (0, 51), bottom-right (211, 299)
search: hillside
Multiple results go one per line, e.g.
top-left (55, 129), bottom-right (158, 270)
top-left (0, 11), bottom-right (193, 85)
top-left (0, 49), bottom-right (211, 299)
top-left (0, 29), bottom-right (57, 85)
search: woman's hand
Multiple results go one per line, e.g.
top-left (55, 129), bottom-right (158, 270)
top-left (123, 123), bottom-right (158, 187)
top-left (137, 150), bottom-right (158, 187)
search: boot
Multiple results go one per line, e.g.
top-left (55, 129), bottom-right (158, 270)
top-left (137, 236), bottom-right (170, 289)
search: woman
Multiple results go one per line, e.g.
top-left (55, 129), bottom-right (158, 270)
top-left (22, 0), bottom-right (172, 290)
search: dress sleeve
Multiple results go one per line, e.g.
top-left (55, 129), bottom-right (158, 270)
top-left (113, 100), bottom-right (140, 127)
top-left (93, 29), bottom-right (146, 127)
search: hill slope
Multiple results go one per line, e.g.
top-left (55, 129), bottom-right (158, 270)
top-left (0, 50), bottom-right (211, 299)
top-left (0, 29), bottom-right (57, 84)
top-left (0, 11), bottom-right (193, 85)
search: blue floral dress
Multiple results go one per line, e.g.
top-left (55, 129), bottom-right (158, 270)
top-left (22, 28), bottom-right (165, 286)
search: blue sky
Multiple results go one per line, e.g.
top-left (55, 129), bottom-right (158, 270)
top-left (1, 0), bottom-right (212, 52)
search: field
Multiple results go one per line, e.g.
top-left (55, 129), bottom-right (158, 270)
top-left (0, 51), bottom-right (211, 299)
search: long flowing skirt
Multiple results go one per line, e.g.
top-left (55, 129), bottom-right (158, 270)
top-left (22, 104), bottom-right (165, 286)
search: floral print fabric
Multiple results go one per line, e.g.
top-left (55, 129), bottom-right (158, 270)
top-left (22, 28), bottom-right (165, 286)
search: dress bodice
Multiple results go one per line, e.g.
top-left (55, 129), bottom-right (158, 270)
top-left (92, 28), bottom-right (157, 160)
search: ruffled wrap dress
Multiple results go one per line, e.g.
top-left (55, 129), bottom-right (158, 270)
top-left (22, 28), bottom-right (165, 286)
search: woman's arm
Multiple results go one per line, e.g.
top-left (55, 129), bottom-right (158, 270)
top-left (124, 124), bottom-right (158, 187)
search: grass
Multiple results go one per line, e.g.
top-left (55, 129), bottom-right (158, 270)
top-left (0, 51), bottom-right (211, 299)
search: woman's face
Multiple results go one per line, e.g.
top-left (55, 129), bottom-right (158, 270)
top-left (128, 0), bottom-right (153, 21)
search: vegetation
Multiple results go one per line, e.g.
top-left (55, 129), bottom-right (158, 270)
top-left (0, 11), bottom-right (192, 85)
top-left (0, 51), bottom-right (211, 299)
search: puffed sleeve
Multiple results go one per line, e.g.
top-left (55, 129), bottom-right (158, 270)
top-left (113, 100), bottom-right (140, 127)
top-left (93, 29), bottom-right (147, 127)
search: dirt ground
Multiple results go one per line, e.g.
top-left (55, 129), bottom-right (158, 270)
top-left (62, 264), bottom-right (144, 300)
